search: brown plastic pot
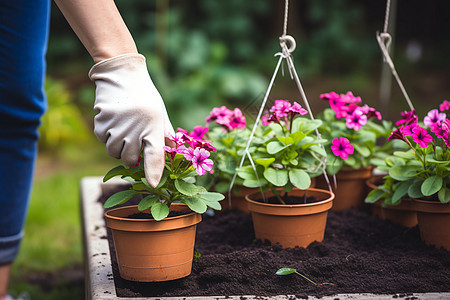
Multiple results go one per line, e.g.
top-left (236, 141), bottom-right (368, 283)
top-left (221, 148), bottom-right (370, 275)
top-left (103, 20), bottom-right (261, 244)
top-left (317, 166), bottom-right (373, 211)
top-left (104, 203), bottom-right (201, 282)
top-left (366, 176), bottom-right (417, 228)
top-left (245, 188), bottom-right (334, 248)
top-left (414, 199), bottom-right (450, 251)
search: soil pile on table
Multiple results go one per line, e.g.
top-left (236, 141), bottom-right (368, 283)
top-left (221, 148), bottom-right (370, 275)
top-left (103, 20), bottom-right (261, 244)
top-left (100, 190), bottom-right (450, 298)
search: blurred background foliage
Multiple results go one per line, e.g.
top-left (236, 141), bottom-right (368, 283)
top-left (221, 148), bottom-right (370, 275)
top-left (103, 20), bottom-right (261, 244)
top-left (11, 0), bottom-right (450, 297)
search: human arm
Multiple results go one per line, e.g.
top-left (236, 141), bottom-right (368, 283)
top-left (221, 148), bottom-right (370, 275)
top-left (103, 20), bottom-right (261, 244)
top-left (54, 0), bottom-right (174, 187)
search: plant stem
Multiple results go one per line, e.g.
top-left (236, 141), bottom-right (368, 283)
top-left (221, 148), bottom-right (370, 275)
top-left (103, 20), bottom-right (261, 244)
top-left (295, 271), bottom-right (317, 285)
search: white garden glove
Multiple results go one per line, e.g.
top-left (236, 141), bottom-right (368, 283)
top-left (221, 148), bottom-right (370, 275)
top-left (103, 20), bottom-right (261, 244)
top-left (89, 53), bottom-right (174, 187)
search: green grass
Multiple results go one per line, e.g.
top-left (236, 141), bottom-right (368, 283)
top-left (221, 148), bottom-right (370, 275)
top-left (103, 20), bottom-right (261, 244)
top-left (9, 141), bottom-right (117, 299)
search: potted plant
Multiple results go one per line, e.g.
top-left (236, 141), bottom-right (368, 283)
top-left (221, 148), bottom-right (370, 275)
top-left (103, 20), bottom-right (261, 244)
top-left (365, 102), bottom-right (450, 250)
top-left (102, 130), bottom-right (224, 282)
top-left (236, 99), bottom-right (334, 249)
top-left (317, 91), bottom-right (392, 210)
top-left (193, 106), bottom-right (255, 212)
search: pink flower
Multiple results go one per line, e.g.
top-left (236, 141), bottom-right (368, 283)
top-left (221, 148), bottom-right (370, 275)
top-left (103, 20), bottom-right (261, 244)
top-left (190, 139), bottom-right (217, 153)
top-left (411, 125), bottom-right (433, 148)
top-left (388, 128), bottom-right (408, 143)
top-left (289, 102), bottom-right (308, 116)
top-left (320, 91), bottom-right (341, 103)
top-left (205, 106), bottom-right (233, 123)
top-left (440, 100), bottom-right (450, 112)
top-left (191, 148), bottom-right (213, 176)
top-left (228, 108), bottom-right (246, 130)
top-left (169, 132), bottom-right (190, 146)
top-left (345, 108), bottom-right (367, 131)
top-left (360, 105), bottom-right (382, 120)
top-left (400, 123), bottom-right (418, 136)
top-left (340, 91), bottom-right (362, 104)
top-left (269, 100), bottom-right (291, 118)
top-left (424, 109), bottom-right (446, 128)
top-left (431, 119), bottom-right (450, 146)
top-left (331, 137), bottom-right (354, 159)
top-left (261, 114), bottom-right (270, 125)
top-left (396, 110), bottom-right (418, 126)
top-left (190, 126), bottom-right (209, 140)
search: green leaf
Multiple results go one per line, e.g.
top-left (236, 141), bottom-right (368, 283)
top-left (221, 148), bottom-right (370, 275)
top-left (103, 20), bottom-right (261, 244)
top-left (198, 192), bottom-right (225, 201)
top-left (277, 136), bottom-right (294, 145)
top-left (365, 188), bottom-right (385, 204)
top-left (132, 182), bottom-right (150, 191)
top-left (103, 165), bottom-right (129, 182)
top-left (103, 190), bottom-right (137, 208)
top-left (151, 201), bottom-right (170, 221)
top-left (389, 165), bottom-right (419, 181)
top-left (175, 179), bottom-right (204, 196)
top-left (288, 169), bottom-right (311, 189)
top-left (236, 166), bottom-right (258, 180)
top-left (385, 156), bottom-right (406, 167)
top-left (421, 176), bottom-right (443, 196)
top-left (255, 158), bottom-right (275, 169)
top-left (205, 201), bottom-right (222, 210)
top-left (408, 180), bottom-right (424, 199)
top-left (290, 130), bottom-right (306, 144)
top-left (243, 179), bottom-right (266, 188)
top-left (438, 187), bottom-right (450, 203)
top-left (392, 181), bottom-right (411, 204)
top-left (184, 196), bottom-right (208, 213)
top-left (276, 267), bottom-right (297, 276)
top-left (353, 144), bottom-right (371, 157)
top-left (393, 151), bottom-right (415, 159)
top-left (267, 141), bottom-right (289, 154)
top-left (138, 194), bottom-right (159, 211)
top-left (264, 168), bottom-right (288, 187)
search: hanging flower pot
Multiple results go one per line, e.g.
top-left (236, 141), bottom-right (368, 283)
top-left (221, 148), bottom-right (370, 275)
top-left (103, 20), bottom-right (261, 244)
top-left (105, 204), bottom-right (202, 282)
top-left (245, 188), bottom-right (334, 248)
top-left (366, 176), bottom-right (417, 228)
top-left (414, 200), bottom-right (450, 251)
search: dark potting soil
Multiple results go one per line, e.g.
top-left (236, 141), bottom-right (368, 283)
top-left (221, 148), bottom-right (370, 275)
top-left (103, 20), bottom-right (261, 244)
top-left (262, 195), bottom-right (320, 205)
top-left (99, 186), bottom-right (450, 298)
top-left (127, 210), bottom-right (189, 219)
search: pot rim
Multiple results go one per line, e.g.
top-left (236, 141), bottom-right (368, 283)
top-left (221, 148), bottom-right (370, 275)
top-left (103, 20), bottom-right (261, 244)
top-left (245, 187), bottom-right (334, 209)
top-left (413, 198), bottom-right (450, 213)
top-left (104, 203), bottom-right (197, 222)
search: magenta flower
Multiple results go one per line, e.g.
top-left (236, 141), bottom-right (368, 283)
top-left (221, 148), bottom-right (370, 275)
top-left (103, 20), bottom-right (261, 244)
top-left (191, 148), bottom-right (213, 176)
top-left (205, 106), bottom-right (233, 123)
top-left (388, 128), bottom-right (408, 142)
top-left (289, 102), bottom-right (308, 116)
top-left (431, 119), bottom-right (450, 146)
top-left (340, 91), bottom-right (362, 104)
top-left (169, 132), bottom-right (190, 146)
top-left (190, 126), bottom-right (209, 140)
top-left (269, 100), bottom-right (291, 118)
top-left (190, 139), bottom-right (217, 153)
top-left (261, 114), bottom-right (270, 125)
top-left (345, 108), bottom-right (367, 131)
top-left (411, 125), bottom-right (433, 148)
top-left (331, 137), bottom-right (354, 159)
top-left (227, 108), bottom-right (247, 130)
top-left (440, 100), bottom-right (450, 112)
top-left (396, 110), bottom-right (418, 126)
top-left (320, 91), bottom-right (341, 103)
top-left (360, 105), bottom-right (382, 120)
top-left (400, 123), bottom-right (418, 136)
top-left (424, 109), bottom-right (446, 128)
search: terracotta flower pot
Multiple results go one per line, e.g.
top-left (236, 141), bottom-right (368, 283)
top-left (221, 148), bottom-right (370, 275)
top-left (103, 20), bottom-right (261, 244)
top-left (366, 176), bottom-right (418, 228)
top-left (414, 199), bottom-right (450, 251)
top-left (317, 166), bottom-right (373, 211)
top-left (104, 203), bottom-right (201, 282)
top-left (245, 188), bottom-right (334, 248)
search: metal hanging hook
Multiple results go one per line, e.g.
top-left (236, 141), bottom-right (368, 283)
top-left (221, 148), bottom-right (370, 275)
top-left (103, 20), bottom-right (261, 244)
top-left (279, 35), bottom-right (296, 54)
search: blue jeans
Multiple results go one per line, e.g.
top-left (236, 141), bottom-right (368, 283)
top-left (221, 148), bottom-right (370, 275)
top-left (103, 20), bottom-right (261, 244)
top-left (0, 0), bottom-right (50, 264)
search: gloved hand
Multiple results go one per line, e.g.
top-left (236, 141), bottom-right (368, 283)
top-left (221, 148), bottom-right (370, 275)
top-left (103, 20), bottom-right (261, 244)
top-left (89, 53), bottom-right (174, 187)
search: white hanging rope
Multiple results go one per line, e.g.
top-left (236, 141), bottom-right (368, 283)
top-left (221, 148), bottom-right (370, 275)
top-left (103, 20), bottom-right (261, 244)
top-left (377, 0), bottom-right (415, 111)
